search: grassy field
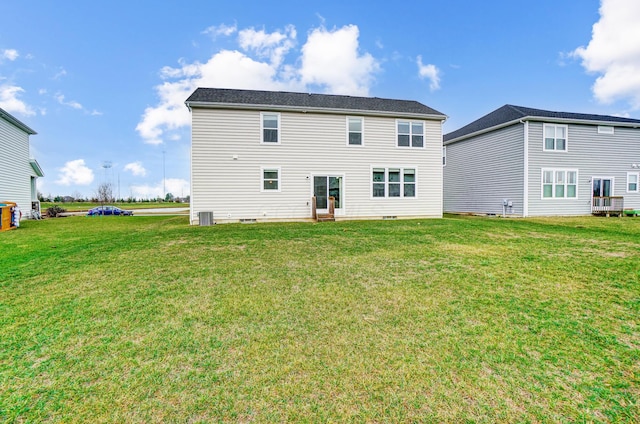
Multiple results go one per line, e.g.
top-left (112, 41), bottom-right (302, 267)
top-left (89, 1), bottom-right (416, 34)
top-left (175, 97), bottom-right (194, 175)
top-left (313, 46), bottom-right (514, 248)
top-left (1, 215), bottom-right (638, 422)
top-left (39, 201), bottom-right (189, 212)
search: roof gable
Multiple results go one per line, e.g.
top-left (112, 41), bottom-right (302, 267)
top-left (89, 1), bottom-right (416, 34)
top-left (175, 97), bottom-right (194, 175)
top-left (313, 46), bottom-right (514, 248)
top-left (0, 108), bottom-right (37, 135)
top-left (444, 104), bottom-right (640, 142)
top-left (185, 88), bottom-right (446, 118)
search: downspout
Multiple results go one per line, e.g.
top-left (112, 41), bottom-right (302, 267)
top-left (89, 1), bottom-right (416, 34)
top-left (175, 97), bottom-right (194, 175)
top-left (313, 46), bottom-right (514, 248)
top-left (185, 101), bottom-right (194, 224)
top-left (521, 119), bottom-right (529, 217)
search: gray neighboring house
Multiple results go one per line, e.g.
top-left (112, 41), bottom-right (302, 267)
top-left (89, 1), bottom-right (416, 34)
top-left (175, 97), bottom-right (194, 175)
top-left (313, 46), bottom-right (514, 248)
top-left (443, 105), bottom-right (640, 217)
top-left (0, 108), bottom-right (44, 218)
top-left (186, 88), bottom-right (446, 224)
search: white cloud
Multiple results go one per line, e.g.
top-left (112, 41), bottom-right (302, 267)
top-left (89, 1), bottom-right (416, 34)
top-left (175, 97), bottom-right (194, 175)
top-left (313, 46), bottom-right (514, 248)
top-left (55, 93), bottom-right (83, 109)
top-left (2, 49), bottom-right (19, 61)
top-left (299, 25), bottom-right (379, 95)
top-left (238, 25), bottom-right (296, 66)
top-left (202, 23), bottom-right (237, 39)
top-left (416, 55), bottom-right (441, 91)
top-left (55, 92), bottom-right (102, 115)
top-left (572, 0), bottom-right (640, 108)
top-left (136, 23), bottom-right (380, 144)
top-left (131, 178), bottom-right (190, 199)
top-left (0, 84), bottom-right (35, 115)
top-left (53, 68), bottom-right (67, 80)
top-left (124, 161), bottom-right (147, 177)
top-left (56, 159), bottom-right (95, 186)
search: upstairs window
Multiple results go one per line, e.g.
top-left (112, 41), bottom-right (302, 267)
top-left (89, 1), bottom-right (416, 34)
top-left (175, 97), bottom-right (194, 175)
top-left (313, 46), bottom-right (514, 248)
top-left (628, 172), bottom-right (639, 193)
top-left (347, 117), bottom-right (363, 146)
top-left (543, 124), bottom-right (568, 151)
top-left (261, 112), bottom-right (280, 144)
top-left (397, 121), bottom-right (424, 148)
top-left (443, 146), bottom-right (447, 166)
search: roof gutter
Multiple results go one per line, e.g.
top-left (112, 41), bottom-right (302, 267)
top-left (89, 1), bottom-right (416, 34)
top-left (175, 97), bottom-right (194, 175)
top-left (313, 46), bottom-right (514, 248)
top-left (0, 108), bottom-right (37, 135)
top-left (30, 158), bottom-right (44, 177)
top-left (184, 101), bottom-right (447, 121)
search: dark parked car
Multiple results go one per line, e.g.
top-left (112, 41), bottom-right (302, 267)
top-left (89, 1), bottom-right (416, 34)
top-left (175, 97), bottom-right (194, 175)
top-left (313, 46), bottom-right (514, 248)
top-left (87, 206), bottom-right (133, 216)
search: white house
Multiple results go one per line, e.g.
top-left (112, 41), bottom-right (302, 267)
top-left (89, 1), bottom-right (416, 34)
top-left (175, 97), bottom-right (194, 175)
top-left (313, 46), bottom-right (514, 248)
top-left (186, 88), bottom-right (446, 224)
top-left (0, 108), bottom-right (44, 218)
top-left (443, 105), bottom-right (640, 217)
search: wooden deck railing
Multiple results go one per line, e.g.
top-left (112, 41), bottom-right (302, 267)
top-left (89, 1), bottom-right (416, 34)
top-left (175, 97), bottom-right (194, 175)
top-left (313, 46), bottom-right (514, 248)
top-left (311, 196), bottom-right (335, 221)
top-left (592, 196), bottom-right (624, 216)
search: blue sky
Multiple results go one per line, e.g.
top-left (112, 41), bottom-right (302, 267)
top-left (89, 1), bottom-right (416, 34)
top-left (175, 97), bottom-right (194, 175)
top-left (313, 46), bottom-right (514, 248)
top-left (1, 0), bottom-right (638, 199)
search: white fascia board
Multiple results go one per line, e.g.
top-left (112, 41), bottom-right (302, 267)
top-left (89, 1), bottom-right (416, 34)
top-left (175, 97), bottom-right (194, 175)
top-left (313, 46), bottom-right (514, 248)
top-left (524, 116), bottom-right (640, 128)
top-left (185, 101), bottom-right (447, 121)
top-left (0, 107), bottom-right (37, 135)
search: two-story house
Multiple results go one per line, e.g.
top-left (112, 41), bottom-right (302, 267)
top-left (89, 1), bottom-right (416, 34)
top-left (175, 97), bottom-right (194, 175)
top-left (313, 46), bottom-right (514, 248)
top-left (443, 105), bottom-right (640, 217)
top-left (0, 108), bottom-right (44, 219)
top-left (186, 88), bottom-right (446, 224)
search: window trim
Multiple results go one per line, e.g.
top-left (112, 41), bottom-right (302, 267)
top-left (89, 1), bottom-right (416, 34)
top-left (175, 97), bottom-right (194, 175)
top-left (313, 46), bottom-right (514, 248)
top-left (443, 146), bottom-right (446, 166)
top-left (346, 116), bottom-right (364, 146)
top-left (396, 120), bottom-right (425, 149)
top-left (261, 166), bottom-right (281, 192)
top-left (627, 172), bottom-right (639, 193)
top-left (540, 168), bottom-right (578, 199)
top-left (371, 166), bottom-right (418, 199)
top-left (542, 123), bottom-right (568, 152)
top-left (260, 112), bottom-right (281, 144)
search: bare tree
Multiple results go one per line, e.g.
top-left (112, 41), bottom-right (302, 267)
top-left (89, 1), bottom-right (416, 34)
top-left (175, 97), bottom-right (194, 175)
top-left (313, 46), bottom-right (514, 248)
top-left (96, 182), bottom-right (114, 207)
top-left (72, 190), bottom-right (84, 202)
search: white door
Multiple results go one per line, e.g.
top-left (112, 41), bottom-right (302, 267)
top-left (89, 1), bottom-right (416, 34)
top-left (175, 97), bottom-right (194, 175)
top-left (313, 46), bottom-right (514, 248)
top-left (313, 175), bottom-right (343, 213)
top-left (592, 177), bottom-right (613, 207)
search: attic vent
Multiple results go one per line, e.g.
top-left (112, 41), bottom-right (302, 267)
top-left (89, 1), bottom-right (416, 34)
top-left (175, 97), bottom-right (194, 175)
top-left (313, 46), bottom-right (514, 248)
top-left (598, 126), bottom-right (614, 134)
top-left (240, 218), bottom-right (257, 224)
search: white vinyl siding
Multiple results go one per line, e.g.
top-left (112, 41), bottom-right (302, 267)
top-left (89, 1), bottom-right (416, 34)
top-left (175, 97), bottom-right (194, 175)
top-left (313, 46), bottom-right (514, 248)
top-left (543, 124), bottom-right (568, 152)
top-left (191, 108), bottom-right (443, 223)
top-left (0, 116), bottom-right (37, 217)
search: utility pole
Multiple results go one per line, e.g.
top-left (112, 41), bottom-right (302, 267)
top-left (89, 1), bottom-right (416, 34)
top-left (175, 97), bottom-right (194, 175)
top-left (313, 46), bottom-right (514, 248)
top-left (162, 150), bottom-right (166, 200)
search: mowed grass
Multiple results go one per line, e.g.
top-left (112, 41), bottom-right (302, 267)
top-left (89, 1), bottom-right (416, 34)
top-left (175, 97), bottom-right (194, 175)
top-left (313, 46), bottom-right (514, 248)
top-left (1, 215), bottom-right (638, 422)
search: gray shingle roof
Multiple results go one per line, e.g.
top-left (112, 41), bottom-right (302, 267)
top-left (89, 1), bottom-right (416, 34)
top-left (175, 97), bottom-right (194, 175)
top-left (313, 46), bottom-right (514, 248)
top-left (444, 104), bottom-right (640, 142)
top-left (186, 88), bottom-right (445, 117)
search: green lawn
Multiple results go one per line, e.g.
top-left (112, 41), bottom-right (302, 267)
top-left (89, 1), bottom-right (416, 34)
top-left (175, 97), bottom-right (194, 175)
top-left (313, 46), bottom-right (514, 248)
top-left (1, 215), bottom-right (638, 422)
